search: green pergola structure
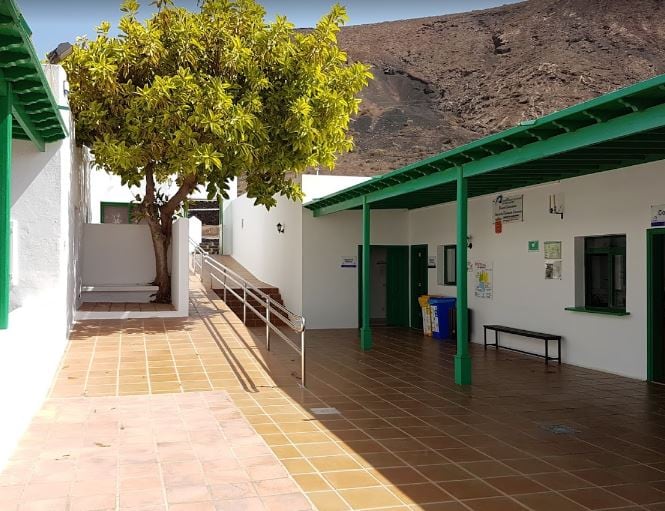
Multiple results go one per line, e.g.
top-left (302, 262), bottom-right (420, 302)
top-left (0, 0), bottom-right (67, 329)
top-left (305, 73), bottom-right (665, 386)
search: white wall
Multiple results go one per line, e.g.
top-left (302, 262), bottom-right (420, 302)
top-left (302, 208), bottom-right (409, 328)
top-left (0, 64), bottom-right (88, 468)
top-left (226, 175), bottom-right (370, 314)
top-left (89, 171), bottom-right (210, 223)
top-left (229, 192), bottom-right (304, 313)
top-left (81, 223), bottom-right (165, 288)
top-left (406, 160), bottom-right (665, 380)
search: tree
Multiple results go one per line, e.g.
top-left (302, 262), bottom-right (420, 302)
top-left (64, 0), bottom-right (372, 302)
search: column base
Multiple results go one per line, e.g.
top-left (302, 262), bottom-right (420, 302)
top-left (360, 327), bottom-right (373, 351)
top-left (454, 354), bottom-right (472, 385)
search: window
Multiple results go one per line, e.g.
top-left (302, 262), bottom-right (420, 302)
top-left (437, 245), bottom-right (457, 286)
top-left (584, 235), bottom-right (626, 312)
top-left (101, 202), bottom-right (133, 224)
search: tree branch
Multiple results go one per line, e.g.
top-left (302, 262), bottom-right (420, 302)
top-left (160, 172), bottom-right (198, 221)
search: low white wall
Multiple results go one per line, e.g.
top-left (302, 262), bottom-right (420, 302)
top-left (171, 218), bottom-right (189, 315)
top-left (407, 160), bottom-right (665, 380)
top-left (82, 223), bottom-right (161, 286)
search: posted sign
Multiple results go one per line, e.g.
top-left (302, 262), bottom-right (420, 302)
top-left (652, 205), bottom-right (665, 227)
top-left (494, 194), bottom-right (523, 224)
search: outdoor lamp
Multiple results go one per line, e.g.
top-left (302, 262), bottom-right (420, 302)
top-left (276, 223), bottom-right (285, 234)
top-left (47, 42), bottom-right (73, 64)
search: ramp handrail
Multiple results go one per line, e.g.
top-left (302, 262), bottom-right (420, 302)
top-left (189, 239), bottom-right (306, 387)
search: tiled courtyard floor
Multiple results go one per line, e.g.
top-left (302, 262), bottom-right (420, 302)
top-left (5, 280), bottom-right (665, 510)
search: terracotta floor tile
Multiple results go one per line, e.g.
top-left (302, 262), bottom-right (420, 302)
top-left (485, 475), bottom-right (549, 495)
top-left (438, 479), bottom-right (501, 500)
top-left (606, 483), bottom-right (665, 505)
top-left (306, 491), bottom-right (351, 511)
top-left (338, 486), bottom-right (404, 508)
top-left (322, 469), bottom-right (382, 489)
top-left (515, 491), bottom-right (587, 511)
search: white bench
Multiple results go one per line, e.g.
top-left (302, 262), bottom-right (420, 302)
top-left (81, 284), bottom-right (159, 303)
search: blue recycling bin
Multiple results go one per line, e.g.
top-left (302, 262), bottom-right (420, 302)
top-left (429, 297), bottom-right (456, 340)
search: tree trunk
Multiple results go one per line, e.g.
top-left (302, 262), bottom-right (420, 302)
top-left (148, 218), bottom-right (172, 303)
top-left (141, 166), bottom-right (197, 304)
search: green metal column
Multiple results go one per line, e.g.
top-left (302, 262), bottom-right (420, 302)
top-left (360, 198), bottom-right (372, 351)
top-left (454, 166), bottom-right (472, 385)
top-left (0, 83), bottom-right (11, 330)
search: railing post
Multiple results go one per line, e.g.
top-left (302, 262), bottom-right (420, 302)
top-left (266, 297), bottom-right (271, 351)
top-left (223, 270), bottom-right (227, 303)
top-left (200, 253), bottom-right (205, 282)
top-left (243, 282), bottom-right (247, 324)
top-left (301, 329), bottom-right (306, 388)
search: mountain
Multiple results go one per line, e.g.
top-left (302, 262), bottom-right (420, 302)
top-left (328, 0), bottom-right (665, 176)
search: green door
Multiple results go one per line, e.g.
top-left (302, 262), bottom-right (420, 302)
top-left (386, 246), bottom-right (409, 327)
top-left (410, 244), bottom-right (429, 329)
top-left (648, 229), bottom-right (665, 383)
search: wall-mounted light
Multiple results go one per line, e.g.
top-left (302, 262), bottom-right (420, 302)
top-left (276, 222), bottom-right (286, 234)
top-left (47, 42), bottom-right (73, 64)
top-left (467, 236), bottom-right (473, 249)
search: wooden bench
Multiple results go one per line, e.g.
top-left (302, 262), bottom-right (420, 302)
top-left (484, 324), bottom-right (562, 364)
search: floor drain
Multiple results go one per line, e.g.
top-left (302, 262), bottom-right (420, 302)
top-left (310, 407), bottom-right (340, 415)
top-left (543, 424), bottom-right (578, 435)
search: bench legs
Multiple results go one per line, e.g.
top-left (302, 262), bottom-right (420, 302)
top-left (484, 328), bottom-right (561, 365)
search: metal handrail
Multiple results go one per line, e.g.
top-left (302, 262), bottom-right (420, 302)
top-left (189, 239), bottom-right (306, 387)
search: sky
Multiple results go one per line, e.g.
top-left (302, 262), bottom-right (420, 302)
top-left (17, 0), bottom-right (521, 59)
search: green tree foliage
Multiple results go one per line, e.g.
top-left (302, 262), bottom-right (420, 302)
top-left (64, 0), bottom-right (372, 301)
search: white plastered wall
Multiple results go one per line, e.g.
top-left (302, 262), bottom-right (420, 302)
top-left (225, 175), bottom-right (369, 314)
top-left (0, 64), bottom-right (89, 468)
top-left (302, 208), bottom-right (409, 329)
top-left (407, 160), bottom-right (665, 380)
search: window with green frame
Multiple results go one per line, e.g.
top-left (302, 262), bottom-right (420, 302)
top-left (444, 244), bottom-right (456, 286)
top-left (584, 234), bottom-right (626, 312)
top-left (101, 202), bottom-right (133, 224)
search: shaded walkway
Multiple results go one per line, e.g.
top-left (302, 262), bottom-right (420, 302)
top-left (8, 279), bottom-right (665, 510)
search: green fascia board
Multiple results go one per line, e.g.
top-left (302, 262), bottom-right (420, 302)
top-left (0, 0), bottom-right (66, 145)
top-left (306, 73), bottom-right (665, 215)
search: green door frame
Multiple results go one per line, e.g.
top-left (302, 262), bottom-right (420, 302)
top-left (358, 244), bottom-right (409, 330)
top-left (647, 228), bottom-right (665, 382)
top-left (410, 244), bottom-right (428, 329)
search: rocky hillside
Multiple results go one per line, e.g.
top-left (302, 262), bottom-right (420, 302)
top-left (329, 0), bottom-right (665, 176)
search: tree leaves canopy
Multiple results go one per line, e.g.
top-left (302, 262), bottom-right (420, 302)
top-left (64, 0), bottom-right (372, 207)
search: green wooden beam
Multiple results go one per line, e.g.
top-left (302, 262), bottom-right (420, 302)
top-left (463, 103), bottom-right (665, 179)
top-left (0, 82), bottom-right (11, 329)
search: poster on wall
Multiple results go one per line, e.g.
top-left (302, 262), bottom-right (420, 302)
top-left (543, 241), bottom-right (562, 259)
top-left (652, 205), bottom-right (665, 227)
top-left (474, 261), bottom-right (493, 299)
top-left (340, 256), bottom-right (357, 268)
top-left (545, 260), bottom-right (562, 280)
top-left (493, 194), bottom-right (523, 224)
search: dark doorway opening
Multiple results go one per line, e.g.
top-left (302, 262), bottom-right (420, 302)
top-left (410, 244), bottom-right (429, 330)
top-left (358, 245), bottom-right (409, 329)
top-left (648, 229), bottom-right (665, 383)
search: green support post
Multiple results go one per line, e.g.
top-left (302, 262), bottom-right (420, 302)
top-left (454, 166), bottom-right (472, 385)
top-left (0, 83), bottom-right (12, 329)
top-left (360, 198), bottom-right (372, 351)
